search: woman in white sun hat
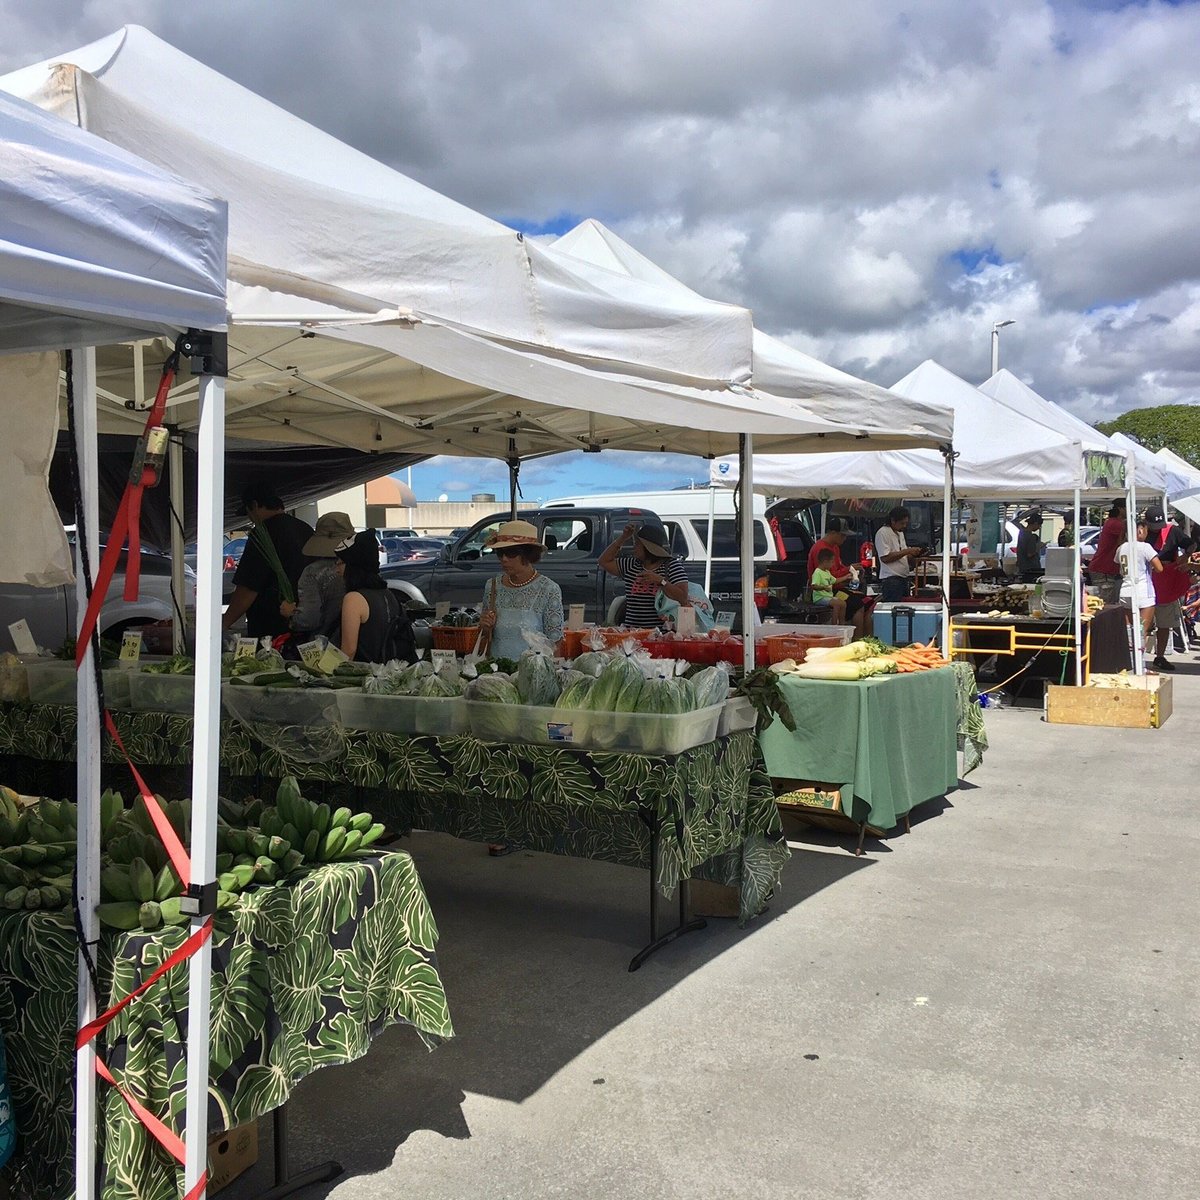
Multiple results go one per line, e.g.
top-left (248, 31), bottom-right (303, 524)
top-left (478, 520), bottom-right (564, 660)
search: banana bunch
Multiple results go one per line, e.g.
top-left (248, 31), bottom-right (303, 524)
top-left (1, 792), bottom-right (76, 912)
top-left (269, 777), bottom-right (385, 864)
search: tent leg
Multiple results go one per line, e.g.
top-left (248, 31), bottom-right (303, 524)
top-left (1080, 484), bottom-right (1089, 686)
top-left (184, 370), bottom-right (224, 1198)
top-left (73, 346), bottom-right (100, 1200)
top-left (740, 434), bottom-right (756, 672)
top-left (169, 430), bottom-right (187, 656)
top-left (703, 484), bottom-right (716, 596)
top-left (1127, 474), bottom-right (1144, 675)
top-left (941, 455), bottom-right (952, 657)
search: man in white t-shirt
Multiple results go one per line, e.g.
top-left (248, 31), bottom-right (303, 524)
top-left (1117, 518), bottom-right (1163, 642)
top-left (875, 506), bottom-right (924, 603)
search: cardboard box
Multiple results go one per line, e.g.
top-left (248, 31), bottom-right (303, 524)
top-left (208, 1122), bottom-right (258, 1195)
top-left (1045, 674), bottom-right (1172, 729)
top-left (687, 878), bottom-right (740, 919)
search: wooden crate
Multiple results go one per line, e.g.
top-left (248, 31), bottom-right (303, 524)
top-left (1045, 675), bottom-right (1172, 729)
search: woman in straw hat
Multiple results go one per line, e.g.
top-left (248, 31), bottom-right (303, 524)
top-left (478, 520), bottom-right (564, 661)
top-left (598, 521), bottom-right (689, 628)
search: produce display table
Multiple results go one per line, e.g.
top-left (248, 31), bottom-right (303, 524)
top-left (0, 704), bottom-right (789, 962)
top-left (0, 851), bottom-right (451, 1200)
top-left (758, 668), bottom-right (960, 840)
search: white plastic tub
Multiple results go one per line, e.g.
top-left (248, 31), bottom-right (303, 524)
top-left (717, 695), bottom-right (757, 737)
top-left (128, 670), bottom-right (195, 715)
top-left (467, 701), bottom-right (724, 756)
top-left (336, 690), bottom-right (467, 736)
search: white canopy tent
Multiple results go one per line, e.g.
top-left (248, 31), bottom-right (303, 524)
top-left (553, 219), bottom-right (956, 450)
top-left (0, 87), bottom-right (228, 1200)
top-left (0, 27), bottom-right (884, 462)
top-left (711, 360), bottom-right (1083, 500)
top-left (1155, 447), bottom-right (1200, 525)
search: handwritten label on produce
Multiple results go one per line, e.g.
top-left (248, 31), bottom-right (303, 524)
top-left (298, 640), bottom-right (325, 670)
top-left (234, 637), bottom-right (258, 661)
top-left (676, 607), bottom-right (697, 637)
top-left (715, 610), bottom-right (736, 629)
top-left (547, 722), bottom-right (575, 743)
top-left (8, 619), bottom-right (37, 656)
top-left (119, 630), bottom-right (143, 664)
top-left (430, 649), bottom-right (457, 671)
top-left (567, 604), bottom-right (586, 631)
top-left (434, 601), bottom-right (452, 622)
top-left (317, 644), bottom-right (349, 675)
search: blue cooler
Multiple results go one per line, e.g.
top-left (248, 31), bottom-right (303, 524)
top-left (874, 601), bottom-right (942, 646)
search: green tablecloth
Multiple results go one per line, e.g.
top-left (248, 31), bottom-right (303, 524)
top-left (0, 851), bottom-right (451, 1200)
top-left (0, 705), bottom-right (788, 926)
top-left (757, 668), bottom-right (960, 830)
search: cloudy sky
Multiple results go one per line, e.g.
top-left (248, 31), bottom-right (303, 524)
top-left (5, 0), bottom-right (1198, 499)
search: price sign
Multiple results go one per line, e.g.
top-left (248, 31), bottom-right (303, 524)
top-left (8, 619), bottom-right (38, 656)
top-left (675, 607), bottom-right (697, 637)
top-left (430, 648), bottom-right (457, 671)
top-left (567, 604), bottom-right (586, 631)
top-left (234, 637), bottom-right (258, 661)
top-left (119, 630), bottom-right (143, 665)
top-left (298, 640), bottom-right (326, 670)
top-left (547, 722), bottom-right (575, 743)
top-left (715, 610), bottom-right (736, 630)
top-left (434, 601), bottom-right (452, 622)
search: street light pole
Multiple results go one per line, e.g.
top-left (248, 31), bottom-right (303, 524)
top-left (991, 319), bottom-right (1015, 376)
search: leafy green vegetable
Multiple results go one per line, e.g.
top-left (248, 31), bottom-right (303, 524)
top-left (733, 667), bottom-right (797, 734)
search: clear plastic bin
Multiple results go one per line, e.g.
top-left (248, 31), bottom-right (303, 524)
top-left (336, 690), bottom-right (467, 736)
top-left (128, 670), bottom-right (195, 714)
top-left (24, 659), bottom-right (80, 706)
top-left (467, 700), bottom-right (724, 755)
top-left (717, 696), bottom-right (757, 737)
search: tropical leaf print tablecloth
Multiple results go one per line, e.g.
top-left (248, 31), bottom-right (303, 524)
top-left (0, 851), bottom-right (451, 1200)
top-left (0, 705), bottom-right (789, 927)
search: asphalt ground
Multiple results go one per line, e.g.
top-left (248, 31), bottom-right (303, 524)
top-left (228, 661), bottom-right (1199, 1200)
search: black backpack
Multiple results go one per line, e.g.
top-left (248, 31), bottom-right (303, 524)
top-left (378, 588), bottom-right (417, 665)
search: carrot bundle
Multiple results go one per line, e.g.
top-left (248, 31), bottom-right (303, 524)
top-left (887, 640), bottom-right (950, 673)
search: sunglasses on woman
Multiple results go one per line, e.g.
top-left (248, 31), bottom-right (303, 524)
top-left (495, 547), bottom-right (524, 559)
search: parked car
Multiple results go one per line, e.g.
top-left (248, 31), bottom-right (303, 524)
top-left (380, 536), bottom-right (443, 565)
top-left (378, 526), bottom-right (419, 539)
top-left (0, 544), bottom-right (196, 654)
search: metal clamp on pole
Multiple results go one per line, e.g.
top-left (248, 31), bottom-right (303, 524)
top-left (180, 880), bottom-right (218, 919)
top-left (179, 328), bottom-right (229, 378)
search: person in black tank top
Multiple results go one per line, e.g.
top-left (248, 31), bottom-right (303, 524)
top-left (335, 530), bottom-right (415, 664)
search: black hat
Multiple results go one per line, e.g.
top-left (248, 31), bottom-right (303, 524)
top-left (239, 482), bottom-right (283, 515)
top-left (636, 524), bottom-right (672, 558)
top-left (1144, 506), bottom-right (1166, 523)
top-left (336, 530), bottom-right (381, 572)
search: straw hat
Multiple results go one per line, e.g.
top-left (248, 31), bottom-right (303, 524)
top-left (485, 520), bottom-right (544, 550)
top-left (635, 524), bottom-right (672, 558)
top-left (303, 511), bottom-right (356, 557)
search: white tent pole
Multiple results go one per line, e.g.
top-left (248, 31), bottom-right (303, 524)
top-left (169, 431), bottom-right (187, 655)
top-left (1127, 471), bottom-right (1144, 675)
top-left (941, 454), bottom-right (952, 656)
top-left (704, 484), bottom-right (716, 595)
top-left (184, 367), bottom-right (224, 1198)
top-left (740, 434), bottom-right (756, 672)
top-left (1073, 487), bottom-right (1083, 686)
top-left (73, 345), bottom-right (100, 1200)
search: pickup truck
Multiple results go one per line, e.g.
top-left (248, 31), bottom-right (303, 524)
top-left (379, 506), bottom-right (769, 625)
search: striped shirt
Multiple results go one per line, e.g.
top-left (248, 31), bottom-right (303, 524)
top-left (617, 555), bottom-right (688, 628)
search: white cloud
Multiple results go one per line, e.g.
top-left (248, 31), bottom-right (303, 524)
top-left (4, 0), bottom-right (1199, 424)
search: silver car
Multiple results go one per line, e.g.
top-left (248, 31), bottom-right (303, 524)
top-left (0, 543), bottom-right (196, 654)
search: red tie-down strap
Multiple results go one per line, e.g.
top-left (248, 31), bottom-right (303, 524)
top-left (79, 917), bottom-right (214, 1200)
top-left (75, 351), bottom-right (179, 668)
